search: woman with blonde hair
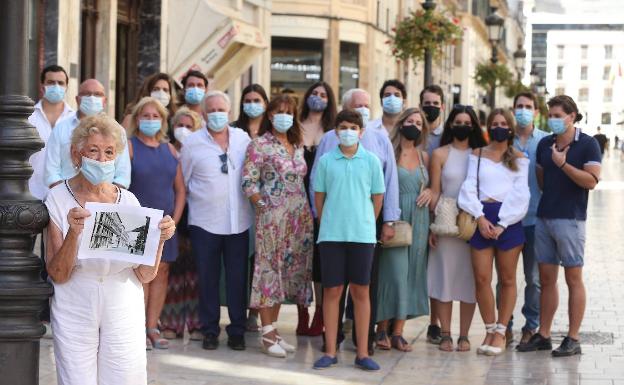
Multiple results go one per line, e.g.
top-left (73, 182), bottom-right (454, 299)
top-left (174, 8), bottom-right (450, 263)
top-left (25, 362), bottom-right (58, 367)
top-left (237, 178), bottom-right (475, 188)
top-left (375, 107), bottom-right (433, 352)
top-left (458, 108), bottom-right (529, 355)
top-left (170, 107), bottom-right (202, 147)
top-left (127, 97), bottom-right (186, 349)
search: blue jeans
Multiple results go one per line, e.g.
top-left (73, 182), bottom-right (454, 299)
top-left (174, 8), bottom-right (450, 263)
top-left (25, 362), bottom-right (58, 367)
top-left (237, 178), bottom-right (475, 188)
top-left (520, 225), bottom-right (540, 332)
top-left (189, 226), bottom-right (249, 337)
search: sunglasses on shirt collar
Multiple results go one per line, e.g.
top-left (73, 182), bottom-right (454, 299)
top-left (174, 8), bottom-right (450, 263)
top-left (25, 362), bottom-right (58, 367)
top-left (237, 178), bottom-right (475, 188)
top-left (219, 153), bottom-right (228, 174)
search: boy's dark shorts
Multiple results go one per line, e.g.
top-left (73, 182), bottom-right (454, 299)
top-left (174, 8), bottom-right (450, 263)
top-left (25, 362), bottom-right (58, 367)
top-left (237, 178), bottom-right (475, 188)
top-left (318, 242), bottom-right (375, 288)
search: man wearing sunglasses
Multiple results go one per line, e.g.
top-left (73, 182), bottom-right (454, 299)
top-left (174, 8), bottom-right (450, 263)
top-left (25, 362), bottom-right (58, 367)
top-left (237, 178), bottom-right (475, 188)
top-left (180, 90), bottom-right (252, 351)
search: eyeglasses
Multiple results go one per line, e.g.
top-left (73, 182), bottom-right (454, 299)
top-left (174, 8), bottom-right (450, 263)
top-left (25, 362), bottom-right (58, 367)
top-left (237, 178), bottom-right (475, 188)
top-left (453, 104), bottom-right (474, 111)
top-left (219, 153), bottom-right (228, 174)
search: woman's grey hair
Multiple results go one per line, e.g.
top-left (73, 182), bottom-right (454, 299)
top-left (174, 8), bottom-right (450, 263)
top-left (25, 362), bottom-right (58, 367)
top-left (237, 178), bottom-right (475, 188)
top-left (71, 112), bottom-right (126, 153)
top-left (202, 90), bottom-right (231, 111)
top-left (341, 88), bottom-right (369, 109)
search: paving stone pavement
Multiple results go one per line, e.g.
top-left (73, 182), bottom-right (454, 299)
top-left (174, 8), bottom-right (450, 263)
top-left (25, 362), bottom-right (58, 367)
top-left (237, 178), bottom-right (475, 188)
top-left (38, 155), bottom-right (624, 385)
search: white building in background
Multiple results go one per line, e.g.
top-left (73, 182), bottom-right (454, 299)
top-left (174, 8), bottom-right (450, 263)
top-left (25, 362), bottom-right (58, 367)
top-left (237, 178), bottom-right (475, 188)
top-left (545, 30), bottom-right (624, 138)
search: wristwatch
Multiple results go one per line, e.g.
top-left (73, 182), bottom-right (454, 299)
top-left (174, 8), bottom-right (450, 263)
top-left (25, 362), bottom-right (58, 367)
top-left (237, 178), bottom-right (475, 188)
top-left (385, 221), bottom-right (395, 227)
top-left (256, 199), bottom-right (267, 209)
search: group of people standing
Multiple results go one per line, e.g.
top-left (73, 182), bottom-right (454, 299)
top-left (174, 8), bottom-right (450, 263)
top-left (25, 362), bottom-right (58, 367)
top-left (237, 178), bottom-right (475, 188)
top-left (29, 63), bottom-right (602, 383)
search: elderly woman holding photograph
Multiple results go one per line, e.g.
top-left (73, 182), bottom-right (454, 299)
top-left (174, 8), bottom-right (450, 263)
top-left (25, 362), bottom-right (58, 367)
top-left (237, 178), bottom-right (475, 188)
top-left (44, 113), bottom-right (175, 385)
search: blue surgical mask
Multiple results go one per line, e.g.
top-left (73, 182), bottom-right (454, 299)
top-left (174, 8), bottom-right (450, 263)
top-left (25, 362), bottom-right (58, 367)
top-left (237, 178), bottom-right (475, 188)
top-left (514, 108), bottom-right (533, 128)
top-left (185, 87), bottom-right (205, 105)
top-left (306, 95), bottom-right (328, 112)
top-left (338, 129), bottom-right (360, 147)
top-left (548, 117), bottom-right (567, 135)
top-left (207, 111), bottom-right (229, 132)
top-left (43, 84), bottom-right (66, 104)
top-left (79, 96), bottom-right (104, 116)
top-left (243, 102), bottom-right (265, 118)
top-left (354, 107), bottom-right (370, 127)
top-left (272, 113), bottom-right (293, 133)
top-left (382, 95), bottom-right (403, 114)
top-left (80, 156), bottom-right (115, 185)
top-left (138, 119), bottom-right (162, 137)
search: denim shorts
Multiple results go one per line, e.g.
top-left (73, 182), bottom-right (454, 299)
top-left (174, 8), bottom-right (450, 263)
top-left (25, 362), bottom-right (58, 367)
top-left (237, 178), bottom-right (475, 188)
top-left (318, 242), bottom-right (375, 287)
top-left (535, 218), bottom-right (586, 267)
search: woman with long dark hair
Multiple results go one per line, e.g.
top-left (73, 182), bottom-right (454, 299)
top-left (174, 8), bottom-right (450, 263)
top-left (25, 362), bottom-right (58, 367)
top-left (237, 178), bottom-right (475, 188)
top-left (297, 81), bottom-right (338, 336)
top-left (428, 105), bottom-right (486, 352)
top-left (232, 83), bottom-right (271, 139)
top-left (121, 73), bottom-right (177, 132)
top-left (458, 108), bottom-right (529, 355)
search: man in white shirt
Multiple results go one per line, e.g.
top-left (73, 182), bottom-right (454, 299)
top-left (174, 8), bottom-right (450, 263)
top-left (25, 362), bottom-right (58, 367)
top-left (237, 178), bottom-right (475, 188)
top-left (366, 79), bottom-right (406, 136)
top-left (421, 85), bottom-right (446, 157)
top-left (180, 90), bottom-right (253, 351)
top-left (28, 65), bottom-right (75, 201)
top-left (44, 79), bottom-right (131, 188)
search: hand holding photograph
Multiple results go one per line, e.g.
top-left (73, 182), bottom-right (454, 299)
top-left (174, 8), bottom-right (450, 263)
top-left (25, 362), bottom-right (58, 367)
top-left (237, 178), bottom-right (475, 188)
top-left (78, 202), bottom-right (164, 266)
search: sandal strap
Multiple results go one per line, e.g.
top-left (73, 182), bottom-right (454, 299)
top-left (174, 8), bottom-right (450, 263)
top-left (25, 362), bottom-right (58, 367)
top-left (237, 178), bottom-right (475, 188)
top-left (485, 323), bottom-right (497, 334)
top-left (146, 328), bottom-right (161, 335)
top-left (494, 323), bottom-right (507, 336)
top-left (261, 324), bottom-right (276, 335)
top-left (457, 336), bottom-right (470, 343)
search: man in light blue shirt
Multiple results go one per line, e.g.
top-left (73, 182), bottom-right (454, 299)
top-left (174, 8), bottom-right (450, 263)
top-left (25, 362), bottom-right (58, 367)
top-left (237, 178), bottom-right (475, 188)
top-left (310, 88), bottom-right (399, 355)
top-left (44, 79), bottom-right (131, 188)
top-left (511, 92), bottom-right (548, 346)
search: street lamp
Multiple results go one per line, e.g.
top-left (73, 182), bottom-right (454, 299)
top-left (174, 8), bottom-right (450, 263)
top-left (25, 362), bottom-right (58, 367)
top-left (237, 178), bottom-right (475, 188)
top-left (422, 0), bottom-right (437, 86)
top-left (485, 9), bottom-right (504, 108)
top-left (514, 47), bottom-right (526, 81)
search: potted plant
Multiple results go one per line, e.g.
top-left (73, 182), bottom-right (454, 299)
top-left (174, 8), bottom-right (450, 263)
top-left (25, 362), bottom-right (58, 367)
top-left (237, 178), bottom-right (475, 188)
top-left (474, 62), bottom-right (513, 94)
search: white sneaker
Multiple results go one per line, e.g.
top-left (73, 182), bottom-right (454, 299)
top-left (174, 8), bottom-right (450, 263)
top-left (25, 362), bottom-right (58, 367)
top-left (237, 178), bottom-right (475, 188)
top-left (261, 325), bottom-right (287, 358)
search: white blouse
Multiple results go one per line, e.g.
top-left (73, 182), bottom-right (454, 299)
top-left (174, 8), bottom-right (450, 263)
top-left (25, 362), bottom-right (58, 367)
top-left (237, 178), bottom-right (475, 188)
top-left (458, 154), bottom-right (530, 228)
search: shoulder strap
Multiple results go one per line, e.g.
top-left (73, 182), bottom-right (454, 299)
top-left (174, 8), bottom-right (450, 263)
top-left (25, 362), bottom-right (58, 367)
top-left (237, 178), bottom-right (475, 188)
top-left (477, 148), bottom-right (482, 201)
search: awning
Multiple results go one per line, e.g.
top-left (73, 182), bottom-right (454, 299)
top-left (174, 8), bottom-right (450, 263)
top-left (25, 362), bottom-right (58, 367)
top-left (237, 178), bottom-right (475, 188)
top-left (167, 0), bottom-right (267, 90)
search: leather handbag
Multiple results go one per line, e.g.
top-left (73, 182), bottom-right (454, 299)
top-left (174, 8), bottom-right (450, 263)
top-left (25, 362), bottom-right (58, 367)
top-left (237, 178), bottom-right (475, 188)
top-left (381, 220), bottom-right (412, 248)
top-left (456, 149), bottom-right (482, 241)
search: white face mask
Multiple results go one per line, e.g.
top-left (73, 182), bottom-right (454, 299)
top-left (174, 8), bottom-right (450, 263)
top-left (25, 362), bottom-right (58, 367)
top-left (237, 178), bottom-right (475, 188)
top-left (174, 126), bottom-right (192, 142)
top-left (150, 90), bottom-right (171, 108)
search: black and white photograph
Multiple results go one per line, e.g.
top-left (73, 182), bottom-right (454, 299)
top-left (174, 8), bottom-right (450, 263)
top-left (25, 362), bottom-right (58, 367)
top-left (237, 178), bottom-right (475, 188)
top-left (78, 202), bottom-right (164, 266)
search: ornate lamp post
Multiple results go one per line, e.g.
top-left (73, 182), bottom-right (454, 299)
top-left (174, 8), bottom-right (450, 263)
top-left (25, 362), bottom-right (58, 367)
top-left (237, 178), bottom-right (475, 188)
top-left (0, 1), bottom-right (53, 384)
top-left (514, 47), bottom-right (526, 81)
top-left (485, 9), bottom-right (504, 108)
top-left (422, 0), bottom-right (437, 86)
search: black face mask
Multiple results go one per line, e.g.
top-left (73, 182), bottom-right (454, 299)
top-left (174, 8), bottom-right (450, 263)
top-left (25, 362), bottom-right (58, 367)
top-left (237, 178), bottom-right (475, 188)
top-left (489, 126), bottom-right (511, 142)
top-left (399, 124), bottom-right (422, 142)
top-left (452, 124), bottom-right (472, 141)
top-left (422, 105), bottom-right (441, 123)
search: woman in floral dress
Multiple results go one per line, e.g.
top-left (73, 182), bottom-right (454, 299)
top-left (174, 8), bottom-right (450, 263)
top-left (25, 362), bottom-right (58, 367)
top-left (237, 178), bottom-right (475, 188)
top-left (242, 94), bottom-right (313, 358)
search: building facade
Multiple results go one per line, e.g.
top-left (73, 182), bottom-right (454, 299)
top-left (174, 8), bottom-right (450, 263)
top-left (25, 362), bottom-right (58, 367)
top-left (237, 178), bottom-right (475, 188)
top-left (89, 212), bottom-right (129, 249)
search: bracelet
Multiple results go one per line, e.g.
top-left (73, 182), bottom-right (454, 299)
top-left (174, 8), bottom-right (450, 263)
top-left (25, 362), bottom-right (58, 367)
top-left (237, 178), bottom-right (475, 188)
top-left (559, 161), bottom-right (567, 169)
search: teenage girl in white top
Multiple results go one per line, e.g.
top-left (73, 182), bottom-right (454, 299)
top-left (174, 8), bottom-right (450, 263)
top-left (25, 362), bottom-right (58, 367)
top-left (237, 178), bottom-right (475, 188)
top-left (458, 108), bottom-right (529, 356)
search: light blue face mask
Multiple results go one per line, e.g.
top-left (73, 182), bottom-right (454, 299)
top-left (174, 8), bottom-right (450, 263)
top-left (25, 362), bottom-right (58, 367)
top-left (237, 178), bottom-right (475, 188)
top-left (514, 108), bottom-right (534, 128)
top-left (548, 117), bottom-right (567, 135)
top-left (382, 95), bottom-right (403, 115)
top-left (79, 96), bottom-right (104, 116)
top-left (185, 87), bottom-right (205, 105)
top-left (338, 129), bottom-right (360, 147)
top-left (272, 113), bottom-right (293, 133)
top-left (81, 156), bottom-right (115, 185)
top-left (207, 111), bottom-right (229, 132)
top-left (243, 103), bottom-right (265, 118)
top-left (354, 107), bottom-right (370, 127)
top-left (138, 119), bottom-right (162, 137)
top-left (44, 84), bottom-right (66, 104)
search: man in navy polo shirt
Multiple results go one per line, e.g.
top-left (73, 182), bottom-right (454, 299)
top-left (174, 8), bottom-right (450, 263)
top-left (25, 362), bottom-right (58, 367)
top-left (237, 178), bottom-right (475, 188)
top-left (518, 95), bottom-right (601, 357)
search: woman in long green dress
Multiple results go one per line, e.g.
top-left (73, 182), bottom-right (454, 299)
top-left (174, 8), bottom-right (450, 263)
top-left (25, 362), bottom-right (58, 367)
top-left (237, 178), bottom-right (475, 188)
top-left (376, 108), bottom-right (432, 352)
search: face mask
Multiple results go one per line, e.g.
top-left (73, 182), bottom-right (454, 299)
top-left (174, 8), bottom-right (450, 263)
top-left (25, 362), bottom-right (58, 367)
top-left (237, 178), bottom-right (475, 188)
top-left (79, 96), bottom-right (104, 116)
top-left (185, 87), bottom-right (205, 105)
top-left (514, 108), bottom-right (533, 128)
top-left (138, 119), bottom-right (162, 137)
top-left (452, 124), bottom-right (472, 141)
top-left (338, 129), bottom-right (360, 147)
top-left (422, 105), bottom-right (441, 123)
top-left (150, 90), bottom-right (171, 107)
top-left (306, 95), bottom-right (328, 112)
top-left (272, 113), bottom-right (294, 133)
top-left (400, 124), bottom-right (422, 142)
top-left (243, 102), bottom-right (265, 118)
top-left (382, 95), bottom-right (403, 115)
top-left (207, 111), bottom-right (229, 132)
top-left (43, 84), bottom-right (66, 104)
top-left (174, 126), bottom-right (192, 142)
top-left (354, 107), bottom-right (370, 127)
top-left (489, 126), bottom-right (511, 142)
top-left (548, 117), bottom-right (567, 135)
top-left (80, 156), bottom-right (115, 185)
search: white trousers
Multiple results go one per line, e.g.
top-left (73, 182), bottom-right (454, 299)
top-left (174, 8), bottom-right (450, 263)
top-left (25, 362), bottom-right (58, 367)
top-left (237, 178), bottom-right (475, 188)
top-left (51, 268), bottom-right (147, 385)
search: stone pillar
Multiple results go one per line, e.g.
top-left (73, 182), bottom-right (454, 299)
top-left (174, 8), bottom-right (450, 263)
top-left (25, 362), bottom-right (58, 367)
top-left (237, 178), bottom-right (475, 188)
top-left (0, 1), bottom-right (53, 384)
top-left (323, 19), bottom-right (340, 96)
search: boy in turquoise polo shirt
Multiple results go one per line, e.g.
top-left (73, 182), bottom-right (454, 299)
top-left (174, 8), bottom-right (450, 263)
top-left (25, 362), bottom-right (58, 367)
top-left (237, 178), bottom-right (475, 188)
top-left (312, 109), bottom-right (385, 371)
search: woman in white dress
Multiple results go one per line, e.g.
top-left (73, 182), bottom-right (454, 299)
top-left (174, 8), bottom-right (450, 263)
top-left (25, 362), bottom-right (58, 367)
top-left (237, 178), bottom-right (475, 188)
top-left (45, 113), bottom-right (175, 385)
top-left (428, 105), bottom-right (486, 352)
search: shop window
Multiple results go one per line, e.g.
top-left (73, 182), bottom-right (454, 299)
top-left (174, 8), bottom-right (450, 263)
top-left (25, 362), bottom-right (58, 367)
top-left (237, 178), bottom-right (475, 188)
top-left (270, 37), bottom-right (323, 100)
top-left (339, 42), bottom-right (359, 99)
